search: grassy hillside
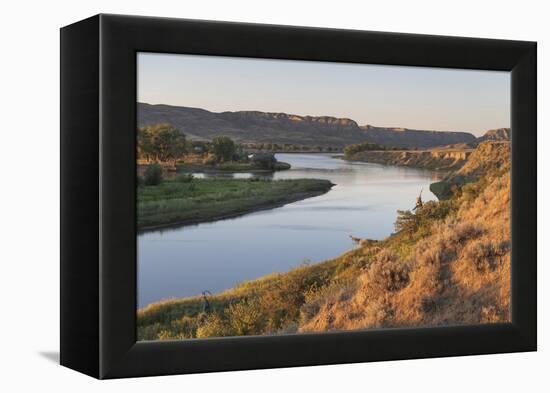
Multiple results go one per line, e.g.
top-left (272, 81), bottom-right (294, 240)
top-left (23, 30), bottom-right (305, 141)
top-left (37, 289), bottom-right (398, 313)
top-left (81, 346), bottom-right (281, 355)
top-left (300, 171), bottom-right (510, 331)
top-left (138, 142), bottom-right (510, 340)
top-left (430, 141), bottom-right (510, 199)
top-left (138, 177), bottom-right (334, 230)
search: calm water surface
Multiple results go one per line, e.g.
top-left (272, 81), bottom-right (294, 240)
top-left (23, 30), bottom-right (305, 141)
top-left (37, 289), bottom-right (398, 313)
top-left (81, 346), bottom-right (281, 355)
top-left (138, 153), bottom-right (441, 308)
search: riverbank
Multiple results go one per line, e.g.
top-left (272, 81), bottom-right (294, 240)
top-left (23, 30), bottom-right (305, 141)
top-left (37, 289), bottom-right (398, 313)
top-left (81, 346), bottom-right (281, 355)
top-left (137, 142), bottom-right (511, 340)
top-left (138, 177), bottom-right (334, 231)
top-left (343, 148), bottom-right (472, 171)
top-left (175, 161), bottom-right (291, 173)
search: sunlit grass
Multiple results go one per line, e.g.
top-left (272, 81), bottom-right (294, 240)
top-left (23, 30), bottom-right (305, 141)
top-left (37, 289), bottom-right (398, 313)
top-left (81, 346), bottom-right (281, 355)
top-left (138, 177), bottom-right (333, 230)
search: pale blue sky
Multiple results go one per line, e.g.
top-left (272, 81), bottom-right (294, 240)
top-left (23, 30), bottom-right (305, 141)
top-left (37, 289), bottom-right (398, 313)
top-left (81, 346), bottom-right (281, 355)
top-left (137, 52), bottom-right (510, 137)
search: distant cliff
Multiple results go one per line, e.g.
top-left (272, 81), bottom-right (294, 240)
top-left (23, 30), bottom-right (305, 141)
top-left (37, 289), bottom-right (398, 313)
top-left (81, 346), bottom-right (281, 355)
top-left (138, 103), bottom-right (363, 148)
top-left (344, 148), bottom-right (473, 171)
top-left (360, 125), bottom-right (477, 149)
top-left (342, 127), bottom-right (510, 172)
top-left (138, 103), bottom-right (477, 149)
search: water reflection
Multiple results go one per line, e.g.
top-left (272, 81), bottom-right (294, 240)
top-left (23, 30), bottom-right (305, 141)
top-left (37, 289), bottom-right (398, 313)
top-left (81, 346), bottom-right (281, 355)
top-left (138, 153), bottom-right (441, 308)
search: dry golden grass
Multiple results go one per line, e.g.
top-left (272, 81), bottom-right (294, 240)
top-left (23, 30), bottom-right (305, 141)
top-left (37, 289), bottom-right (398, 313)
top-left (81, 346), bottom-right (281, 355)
top-left (299, 171), bottom-right (511, 332)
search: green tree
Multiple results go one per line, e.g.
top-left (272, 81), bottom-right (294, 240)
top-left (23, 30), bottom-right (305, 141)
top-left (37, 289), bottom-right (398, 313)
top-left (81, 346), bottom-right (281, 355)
top-left (137, 127), bottom-right (154, 161)
top-left (138, 123), bottom-right (186, 165)
top-left (150, 124), bottom-right (186, 164)
top-left (211, 136), bottom-right (236, 162)
top-left (251, 153), bottom-right (277, 169)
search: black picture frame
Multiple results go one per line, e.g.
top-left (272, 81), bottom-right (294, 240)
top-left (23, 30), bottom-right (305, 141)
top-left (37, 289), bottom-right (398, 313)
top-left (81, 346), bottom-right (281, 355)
top-left (60, 14), bottom-right (537, 379)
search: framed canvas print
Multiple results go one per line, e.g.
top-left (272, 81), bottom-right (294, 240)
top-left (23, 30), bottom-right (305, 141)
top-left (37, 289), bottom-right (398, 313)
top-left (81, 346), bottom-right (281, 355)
top-left (60, 14), bottom-right (536, 379)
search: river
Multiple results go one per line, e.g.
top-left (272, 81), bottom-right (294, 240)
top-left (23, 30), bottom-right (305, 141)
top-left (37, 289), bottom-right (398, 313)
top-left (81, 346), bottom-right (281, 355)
top-left (137, 153), bottom-right (441, 308)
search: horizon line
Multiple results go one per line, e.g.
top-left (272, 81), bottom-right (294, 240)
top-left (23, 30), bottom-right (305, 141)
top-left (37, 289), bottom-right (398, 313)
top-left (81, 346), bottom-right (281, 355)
top-left (138, 101), bottom-right (510, 136)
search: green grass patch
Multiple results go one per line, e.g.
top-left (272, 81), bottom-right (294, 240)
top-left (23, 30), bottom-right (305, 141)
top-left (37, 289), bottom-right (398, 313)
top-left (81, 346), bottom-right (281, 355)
top-left (175, 160), bottom-right (291, 173)
top-left (138, 177), bottom-right (333, 230)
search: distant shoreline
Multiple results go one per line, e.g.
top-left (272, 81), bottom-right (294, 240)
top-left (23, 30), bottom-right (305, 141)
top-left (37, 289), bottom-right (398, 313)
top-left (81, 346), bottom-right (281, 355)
top-left (341, 149), bottom-right (472, 172)
top-left (175, 162), bottom-right (290, 174)
top-left (138, 161), bottom-right (291, 174)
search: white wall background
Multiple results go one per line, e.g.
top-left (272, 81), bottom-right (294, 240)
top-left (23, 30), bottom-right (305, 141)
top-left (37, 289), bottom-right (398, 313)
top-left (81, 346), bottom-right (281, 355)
top-left (0, 0), bottom-right (546, 390)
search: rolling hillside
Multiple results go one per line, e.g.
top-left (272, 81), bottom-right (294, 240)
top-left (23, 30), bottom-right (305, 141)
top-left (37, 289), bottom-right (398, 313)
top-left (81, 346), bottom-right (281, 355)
top-left (138, 103), bottom-right (477, 149)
